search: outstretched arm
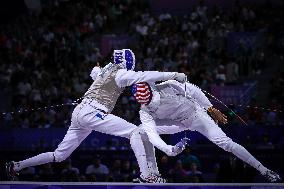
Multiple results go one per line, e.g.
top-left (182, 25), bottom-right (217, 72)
top-left (115, 69), bottom-right (186, 88)
top-left (139, 110), bottom-right (177, 156)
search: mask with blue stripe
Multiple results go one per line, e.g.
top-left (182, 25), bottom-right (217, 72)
top-left (113, 49), bottom-right (135, 71)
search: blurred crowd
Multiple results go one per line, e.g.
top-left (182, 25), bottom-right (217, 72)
top-left (268, 70), bottom-right (284, 114)
top-left (0, 0), bottom-right (145, 128)
top-left (17, 156), bottom-right (140, 182)
top-left (0, 0), bottom-right (282, 130)
top-left (0, 0), bottom-right (283, 129)
top-left (13, 148), bottom-right (227, 183)
top-left (128, 0), bottom-right (284, 86)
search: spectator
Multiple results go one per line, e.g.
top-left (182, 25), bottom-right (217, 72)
top-left (110, 159), bottom-right (122, 181)
top-left (226, 59), bottom-right (239, 83)
top-left (121, 160), bottom-right (132, 181)
top-left (266, 110), bottom-right (277, 125)
top-left (180, 148), bottom-right (201, 171)
top-left (187, 162), bottom-right (204, 182)
top-left (38, 163), bottom-right (56, 181)
top-left (257, 134), bottom-right (275, 150)
top-left (135, 21), bottom-right (148, 36)
top-left (215, 65), bottom-right (227, 84)
top-left (246, 98), bottom-right (263, 125)
top-left (159, 155), bottom-right (171, 179)
top-left (85, 155), bottom-right (109, 181)
top-left (169, 160), bottom-right (188, 182)
top-left (61, 158), bottom-right (80, 181)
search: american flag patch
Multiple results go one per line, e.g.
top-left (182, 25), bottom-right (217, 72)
top-left (131, 82), bottom-right (152, 105)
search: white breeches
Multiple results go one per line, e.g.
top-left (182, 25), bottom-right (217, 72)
top-left (53, 99), bottom-right (182, 162)
top-left (134, 107), bottom-right (237, 158)
top-left (136, 108), bottom-right (264, 175)
top-left (182, 109), bottom-right (235, 152)
top-left (53, 99), bottom-right (137, 162)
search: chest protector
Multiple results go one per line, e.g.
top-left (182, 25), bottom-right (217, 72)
top-left (83, 63), bottom-right (124, 112)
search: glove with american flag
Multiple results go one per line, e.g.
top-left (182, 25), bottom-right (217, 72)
top-left (131, 82), bottom-right (152, 105)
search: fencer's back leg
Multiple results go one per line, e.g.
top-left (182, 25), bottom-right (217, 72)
top-left (53, 126), bottom-right (91, 162)
top-left (191, 111), bottom-right (270, 175)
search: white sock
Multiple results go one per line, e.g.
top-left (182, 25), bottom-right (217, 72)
top-left (146, 157), bottom-right (159, 176)
top-left (231, 143), bottom-right (268, 174)
top-left (141, 133), bottom-right (160, 175)
top-left (14, 152), bottom-right (54, 172)
top-left (130, 130), bottom-right (150, 178)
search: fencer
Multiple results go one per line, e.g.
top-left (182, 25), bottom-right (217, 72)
top-left (5, 49), bottom-right (187, 180)
top-left (130, 80), bottom-right (281, 183)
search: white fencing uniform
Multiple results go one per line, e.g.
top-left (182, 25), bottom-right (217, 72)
top-left (131, 80), bottom-right (269, 177)
top-left (13, 63), bottom-right (183, 171)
